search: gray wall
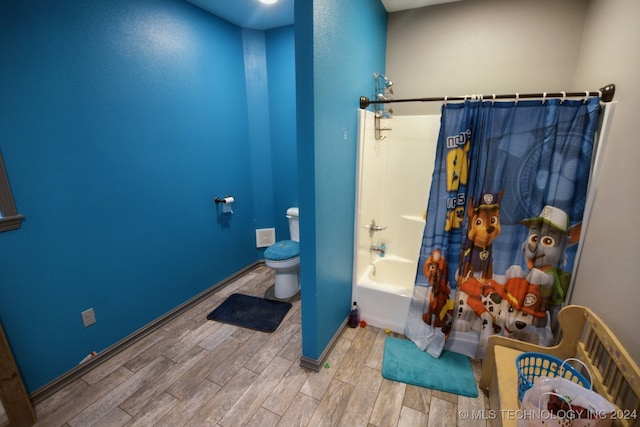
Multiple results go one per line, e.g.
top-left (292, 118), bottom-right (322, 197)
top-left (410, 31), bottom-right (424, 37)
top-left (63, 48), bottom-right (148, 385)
top-left (571, 0), bottom-right (640, 363)
top-left (386, 0), bottom-right (639, 362)
top-left (386, 0), bottom-right (588, 116)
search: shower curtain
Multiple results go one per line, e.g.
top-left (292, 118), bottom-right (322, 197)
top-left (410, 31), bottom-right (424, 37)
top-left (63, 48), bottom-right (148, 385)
top-left (405, 96), bottom-right (601, 359)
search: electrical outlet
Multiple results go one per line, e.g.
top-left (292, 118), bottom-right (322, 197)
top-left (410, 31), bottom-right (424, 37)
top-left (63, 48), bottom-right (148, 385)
top-left (81, 308), bottom-right (96, 327)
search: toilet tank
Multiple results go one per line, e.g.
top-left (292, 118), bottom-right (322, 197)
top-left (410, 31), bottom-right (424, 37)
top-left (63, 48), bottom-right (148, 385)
top-left (287, 207), bottom-right (300, 242)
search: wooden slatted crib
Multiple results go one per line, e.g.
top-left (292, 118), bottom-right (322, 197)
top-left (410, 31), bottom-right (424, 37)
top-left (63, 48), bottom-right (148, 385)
top-left (479, 305), bottom-right (640, 427)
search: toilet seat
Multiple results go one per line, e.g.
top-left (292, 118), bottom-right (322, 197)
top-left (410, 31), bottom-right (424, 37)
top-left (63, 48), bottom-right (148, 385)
top-left (265, 240), bottom-right (300, 261)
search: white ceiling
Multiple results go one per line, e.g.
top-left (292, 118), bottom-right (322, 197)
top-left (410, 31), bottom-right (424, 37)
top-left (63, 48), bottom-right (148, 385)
top-left (185, 0), bottom-right (462, 30)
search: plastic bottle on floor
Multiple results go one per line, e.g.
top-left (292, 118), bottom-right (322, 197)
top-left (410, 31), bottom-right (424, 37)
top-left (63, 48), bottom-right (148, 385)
top-left (349, 302), bottom-right (360, 328)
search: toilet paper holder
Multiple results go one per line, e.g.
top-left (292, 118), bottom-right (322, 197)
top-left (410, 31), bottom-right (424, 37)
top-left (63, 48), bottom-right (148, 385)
top-left (214, 196), bottom-right (234, 204)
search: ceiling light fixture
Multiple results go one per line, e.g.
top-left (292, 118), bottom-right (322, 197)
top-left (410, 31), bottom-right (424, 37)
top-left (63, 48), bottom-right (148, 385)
top-left (259, 0), bottom-right (278, 4)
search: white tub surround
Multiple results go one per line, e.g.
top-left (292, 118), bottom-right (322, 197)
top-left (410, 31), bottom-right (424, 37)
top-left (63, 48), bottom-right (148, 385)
top-left (353, 109), bottom-right (440, 333)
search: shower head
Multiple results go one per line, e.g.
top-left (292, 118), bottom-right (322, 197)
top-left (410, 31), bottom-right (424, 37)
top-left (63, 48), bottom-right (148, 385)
top-left (374, 72), bottom-right (393, 88)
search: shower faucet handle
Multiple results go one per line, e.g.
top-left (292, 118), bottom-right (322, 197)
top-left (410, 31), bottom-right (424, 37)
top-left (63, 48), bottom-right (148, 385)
top-left (367, 219), bottom-right (387, 237)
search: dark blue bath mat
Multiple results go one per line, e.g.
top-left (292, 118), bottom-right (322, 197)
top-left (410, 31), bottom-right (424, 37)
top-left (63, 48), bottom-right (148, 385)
top-left (207, 293), bottom-right (292, 333)
top-left (382, 336), bottom-right (478, 397)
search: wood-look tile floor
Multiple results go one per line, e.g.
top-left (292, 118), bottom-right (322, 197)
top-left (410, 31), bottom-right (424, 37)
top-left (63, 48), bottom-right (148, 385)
top-left (32, 264), bottom-right (488, 427)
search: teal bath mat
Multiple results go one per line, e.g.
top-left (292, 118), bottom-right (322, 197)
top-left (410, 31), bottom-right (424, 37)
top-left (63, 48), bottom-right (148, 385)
top-left (382, 336), bottom-right (478, 397)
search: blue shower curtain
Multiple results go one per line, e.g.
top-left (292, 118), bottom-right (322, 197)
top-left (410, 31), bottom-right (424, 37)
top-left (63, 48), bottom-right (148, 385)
top-left (406, 97), bottom-right (601, 359)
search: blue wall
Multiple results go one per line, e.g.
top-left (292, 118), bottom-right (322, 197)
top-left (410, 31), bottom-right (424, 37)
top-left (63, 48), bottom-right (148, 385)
top-left (244, 28), bottom-right (277, 242)
top-left (244, 26), bottom-right (298, 252)
top-left (0, 0), bottom-right (295, 392)
top-left (295, 0), bottom-right (387, 361)
top-left (267, 27), bottom-right (299, 239)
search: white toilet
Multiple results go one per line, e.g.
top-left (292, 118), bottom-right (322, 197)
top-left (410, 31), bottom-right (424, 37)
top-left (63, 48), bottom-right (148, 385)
top-left (264, 207), bottom-right (300, 299)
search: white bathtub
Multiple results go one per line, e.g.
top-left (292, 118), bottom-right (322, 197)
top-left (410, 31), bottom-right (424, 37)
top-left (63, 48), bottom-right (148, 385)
top-left (355, 255), bottom-right (416, 334)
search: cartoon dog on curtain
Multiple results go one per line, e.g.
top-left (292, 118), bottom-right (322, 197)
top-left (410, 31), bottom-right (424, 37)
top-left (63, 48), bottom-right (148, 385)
top-left (453, 191), bottom-right (504, 348)
top-left (458, 190), bottom-right (504, 281)
top-left (422, 249), bottom-right (454, 337)
top-left (482, 205), bottom-right (580, 345)
top-left (504, 205), bottom-right (581, 334)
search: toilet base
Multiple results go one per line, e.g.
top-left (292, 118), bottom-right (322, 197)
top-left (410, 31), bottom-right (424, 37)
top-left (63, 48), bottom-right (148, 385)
top-left (265, 255), bottom-right (300, 300)
top-left (274, 269), bottom-right (300, 299)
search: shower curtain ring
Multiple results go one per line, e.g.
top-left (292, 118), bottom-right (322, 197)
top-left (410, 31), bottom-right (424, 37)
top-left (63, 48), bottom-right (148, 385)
top-left (444, 95), bottom-right (448, 106)
top-left (561, 91), bottom-right (566, 103)
top-left (583, 91), bottom-right (589, 103)
top-left (492, 94), bottom-right (496, 105)
top-left (542, 92), bottom-right (547, 104)
top-left (515, 93), bottom-right (519, 105)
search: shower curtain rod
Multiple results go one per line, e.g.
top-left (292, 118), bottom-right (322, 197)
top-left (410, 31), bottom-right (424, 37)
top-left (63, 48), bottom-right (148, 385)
top-left (359, 83), bottom-right (615, 109)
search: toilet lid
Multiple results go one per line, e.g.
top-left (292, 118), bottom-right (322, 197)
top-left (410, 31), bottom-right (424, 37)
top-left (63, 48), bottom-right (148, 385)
top-left (264, 240), bottom-right (300, 261)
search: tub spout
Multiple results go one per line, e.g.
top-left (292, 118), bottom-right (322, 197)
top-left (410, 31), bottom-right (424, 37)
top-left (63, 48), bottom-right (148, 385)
top-left (370, 244), bottom-right (386, 257)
